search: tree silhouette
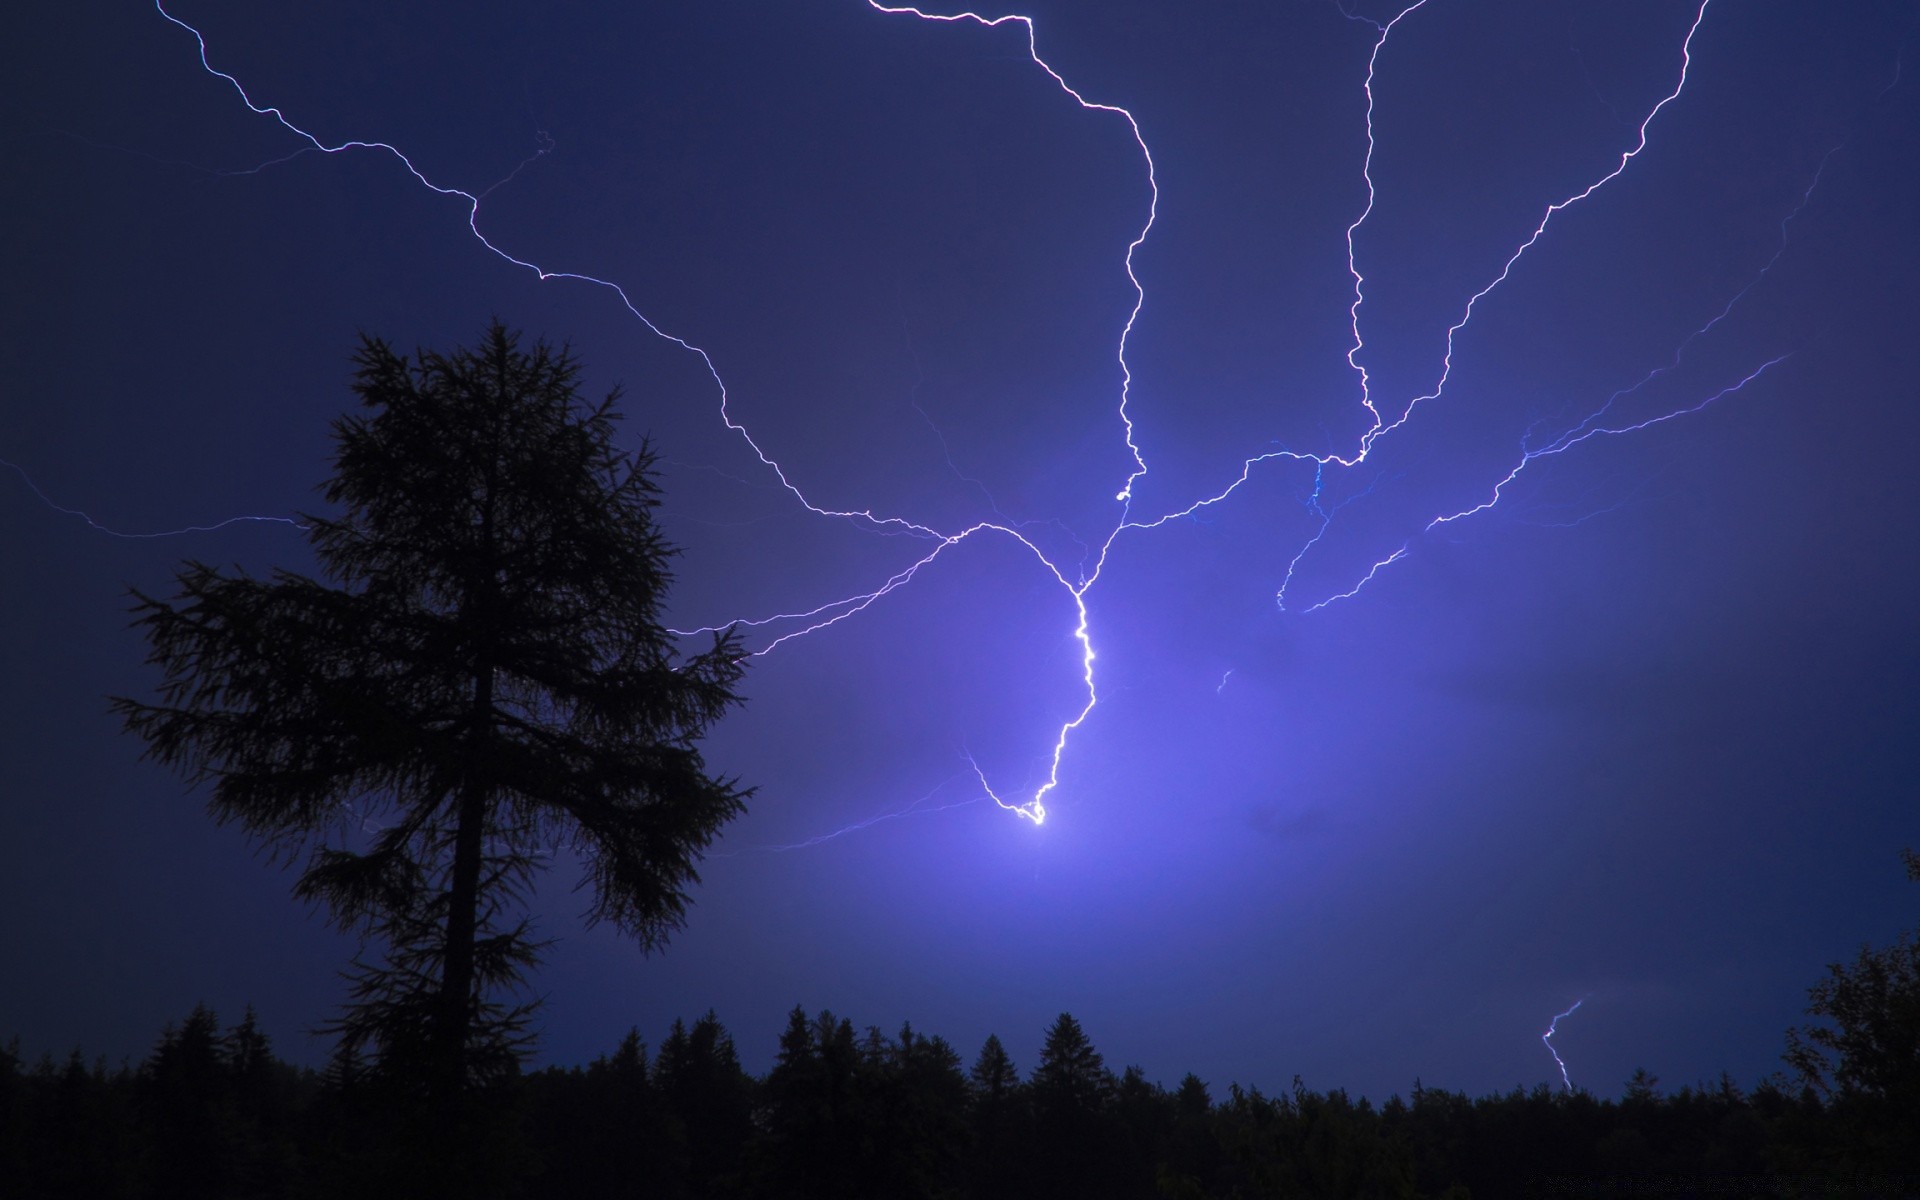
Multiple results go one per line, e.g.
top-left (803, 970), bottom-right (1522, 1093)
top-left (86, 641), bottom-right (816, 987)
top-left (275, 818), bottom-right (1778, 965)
top-left (654, 1012), bottom-right (754, 1193)
top-left (968, 1033), bottom-right (1028, 1196)
top-left (114, 323), bottom-right (749, 1114)
top-left (1030, 1012), bottom-right (1118, 1197)
top-left (1032, 1012), bottom-right (1111, 1111)
top-left (1784, 848), bottom-right (1920, 1169)
top-left (8, 994), bottom-right (1916, 1195)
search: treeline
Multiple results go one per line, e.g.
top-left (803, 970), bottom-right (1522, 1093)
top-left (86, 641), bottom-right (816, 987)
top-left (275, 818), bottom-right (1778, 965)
top-left (2, 1004), bottom-right (1912, 1200)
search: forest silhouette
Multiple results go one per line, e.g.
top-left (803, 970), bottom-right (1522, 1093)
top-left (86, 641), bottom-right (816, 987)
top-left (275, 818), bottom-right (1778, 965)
top-left (3, 987), bottom-right (1916, 1198)
top-left (16, 328), bottom-right (1913, 1197)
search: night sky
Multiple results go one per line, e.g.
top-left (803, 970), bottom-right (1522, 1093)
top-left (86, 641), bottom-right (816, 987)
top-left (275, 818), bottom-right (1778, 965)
top-left (4, 0), bottom-right (1918, 1104)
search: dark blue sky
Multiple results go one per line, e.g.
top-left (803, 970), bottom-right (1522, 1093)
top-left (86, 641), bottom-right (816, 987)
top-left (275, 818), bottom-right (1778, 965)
top-left (4, 0), bottom-right (1917, 1102)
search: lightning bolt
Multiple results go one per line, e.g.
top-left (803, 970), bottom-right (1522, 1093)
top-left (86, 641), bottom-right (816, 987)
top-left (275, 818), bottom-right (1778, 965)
top-left (710, 773), bottom-right (983, 856)
top-left (1543, 998), bottom-right (1584, 1093)
top-left (36, 0), bottom-right (1858, 839)
top-left (2, 455), bottom-right (303, 539)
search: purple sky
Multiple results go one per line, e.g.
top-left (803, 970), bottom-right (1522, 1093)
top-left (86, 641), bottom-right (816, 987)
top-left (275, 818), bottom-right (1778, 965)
top-left (4, 0), bottom-right (1918, 1102)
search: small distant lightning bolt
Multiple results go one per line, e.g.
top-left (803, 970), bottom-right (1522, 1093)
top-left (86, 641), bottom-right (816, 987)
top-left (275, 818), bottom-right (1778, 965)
top-left (1543, 999), bottom-right (1584, 1093)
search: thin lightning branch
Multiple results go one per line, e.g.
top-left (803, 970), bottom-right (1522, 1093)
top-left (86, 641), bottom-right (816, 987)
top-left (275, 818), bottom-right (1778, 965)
top-left (1275, 464), bottom-right (1399, 613)
top-left (866, 3), bottom-right (1159, 508)
top-left (710, 773), bottom-right (982, 856)
top-left (1543, 999), bottom-right (1584, 1093)
top-left (1341, 0), bottom-right (1437, 432)
top-left (31, 128), bottom-right (318, 178)
top-left (1426, 355), bottom-right (1789, 534)
top-left (1358, 2), bottom-right (1716, 450)
top-left (1277, 76), bottom-right (1844, 608)
top-left (151, 2), bottom-right (953, 546)
top-left (1511, 472), bottom-right (1661, 529)
top-left (1299, 547), bottom-right (1406, 615)
top-left (911, 396), bottom-right (1097, 576)
top-left (1540, 144), bottom-right (1836, 455)
top-left (1308, 352), bottom-right (1791, 608)
top-left (2, 456), bottom-right (304, 539)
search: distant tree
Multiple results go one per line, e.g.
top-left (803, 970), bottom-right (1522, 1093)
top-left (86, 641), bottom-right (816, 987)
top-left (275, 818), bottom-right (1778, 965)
top-left (970, 1033), bottom-right (1019, 1101)
top-left (969, 1034), bottom-right (1028, 1197)
top-left (522, 1027), bottom-right (658, 1198)
top-left (1622, 1067), bottom-right (1661, 1106)
top-left (1784, 848), bottom-right (1920, 1169)
top-left (1030, 1013), bottom-right (1120, 1198)
top-left (143, 1005), bottom-right (241, 1199)
top-left (877, 1023), bottom-right (971, 1195)
top-left (1159, 1074), bottom-right (1218, 1199)
top-left (655, 1011), bottom-right (754, 1194)
top-left (759, 1006), bottom-right (848, 1198)
top-left (218, 1007), bottom-right (298, 1197)
top-left (0, 1039), bottom-right (19, 1182)
top-left (114, 323), bottom-right (749, 1123)
top-left (1032, 1012), bottom-right (1111, 1112)
top-left (20, 1047), bottom-right (141, 1199)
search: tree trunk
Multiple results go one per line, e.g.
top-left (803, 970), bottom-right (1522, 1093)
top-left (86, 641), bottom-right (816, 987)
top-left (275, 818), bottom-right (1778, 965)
top-left (437, 470), bottom-right (501, 1108)
top-left (435, 663), bottom-right (493, 1105)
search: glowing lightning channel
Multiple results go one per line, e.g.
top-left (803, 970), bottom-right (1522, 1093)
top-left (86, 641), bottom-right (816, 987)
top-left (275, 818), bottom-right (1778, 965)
top-left (865, 3), bottom-right (1159, 508)
top-left (1543, 999), bottom-right (1584, 1093)
top-left (1338, 0), bottom-right (1437, 434)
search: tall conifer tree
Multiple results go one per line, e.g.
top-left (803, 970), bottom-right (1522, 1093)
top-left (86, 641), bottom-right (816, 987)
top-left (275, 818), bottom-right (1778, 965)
top-left (116, 323), bottom-right (749, 1107)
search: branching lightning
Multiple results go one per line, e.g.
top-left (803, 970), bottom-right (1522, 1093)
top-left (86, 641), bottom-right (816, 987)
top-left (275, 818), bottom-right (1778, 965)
top-left (23, 0), bottom-right (1847, 839)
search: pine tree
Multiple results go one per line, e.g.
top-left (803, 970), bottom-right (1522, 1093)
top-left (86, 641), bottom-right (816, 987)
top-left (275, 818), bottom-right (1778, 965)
top-left (144, 1005), bottom-right (235, 1199)
top-left (1032, 1012), bottom-right (1111, 1111)
top-left (655, 1012), bottom-right (754, 1192)
top-left (1030, 1013), bottom-right (1119, 1198)
top-left (968, 1032), bottom-right (1029, 1195)
top-left (115, 323), bottom-right (749, 1114)
top-left (970, 1033), bottom-right (1019, 1101)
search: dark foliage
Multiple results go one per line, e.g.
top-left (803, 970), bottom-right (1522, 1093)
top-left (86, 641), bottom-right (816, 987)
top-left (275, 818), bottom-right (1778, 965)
top-left (4, 999), bottom-right (1915, 1200)
top-left (112, 324), bottom-right (750, 1122)
top-left (1784, 848), bottom-right (1920, 1172)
